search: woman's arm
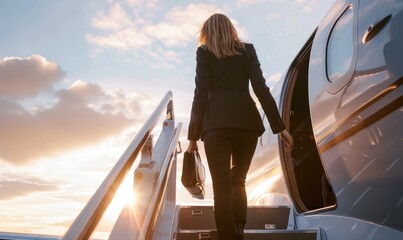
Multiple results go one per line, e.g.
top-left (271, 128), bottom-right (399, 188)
top-left (247, 44), bottom-right (285, 134)
top-left (188, 46), bottom-right (210, 141)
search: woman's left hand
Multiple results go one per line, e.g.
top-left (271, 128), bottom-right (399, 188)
top-left (187, 140), bottom-right (198, 153)
top-left (280, 130), bottom-right (293, 152)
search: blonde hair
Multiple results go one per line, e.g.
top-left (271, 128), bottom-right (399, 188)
top-left (199, 13), bottom-right (244, 59)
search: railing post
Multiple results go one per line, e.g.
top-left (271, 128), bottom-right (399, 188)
top-left (166, 100), bottom-right (174, 120)
top-left (132, 135), bottom-right (158, 236)
top-left (139, 135), bottom-right (153, 167)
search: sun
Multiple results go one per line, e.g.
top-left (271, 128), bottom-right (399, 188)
top-left (104, 175), bottom-right (137, 220)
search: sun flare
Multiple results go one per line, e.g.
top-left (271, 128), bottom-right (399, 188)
top-left (104, 175), bottom-right (137, 220)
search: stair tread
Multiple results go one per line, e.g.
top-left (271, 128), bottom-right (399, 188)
top-left (179, 229), bottom-right (317, 233)
top-left (176, 229), bottom-right (318, 240)
top-left (179, 205), bottom-right (292, 230)
top-left (176, 205), bottom-right (310, 240)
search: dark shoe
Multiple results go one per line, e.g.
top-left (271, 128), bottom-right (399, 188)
top-left (235, 223), bottom-right (245, 240)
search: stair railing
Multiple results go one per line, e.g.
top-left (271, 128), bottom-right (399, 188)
top-left (139, 120), bottom-right (182, 240)
top-left (109, 99), bottom-right (182, 240)
top-left (62, 91), bottom-right (180, 240)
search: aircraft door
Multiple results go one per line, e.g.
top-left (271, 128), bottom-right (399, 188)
top-left (356, 0), bottom-right (403, 78)
top-left (286, 0), bottom-right (360, 213)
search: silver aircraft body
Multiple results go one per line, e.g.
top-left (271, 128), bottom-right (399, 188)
top-left (0, 0), bottom-right (402, 239)
top-left (248, 0), bottom-right (403, 239)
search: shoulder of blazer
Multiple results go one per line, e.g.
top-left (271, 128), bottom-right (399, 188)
top-left (196, 45), bottom-right (212, 64)
top-left (244, 42), bottom-right (254, 50)
top-left (197, 45), bottom-right (209, 55)
top-left (244, 43), bottom-right (257, 59)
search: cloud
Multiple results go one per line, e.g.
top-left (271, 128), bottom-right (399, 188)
top-left (86, 26), bottom-right (153, 50)
top-left (92, 3), bottom-right (134, 30)
top-left (0, 55), bottom-right (65, 100)
top-left (87, 3), bottom-right (247, 68)
top-left (239, 0), bottom-right (322, 15)
top-left (87, 3), bottom-right (228, 49)
top-left (86, 2), bottom-right (250, 69)
top-left (125, 0), bottom-right (159, 9)
top-left (125, 0), bottom-right (144, 8)
top-left (86, 2), bottom-right (153, 50)
top-left (237, 0), bottom-right (284, 6)
top-left (0, 171), bottom-right (59, 200)
top-left (267, 72), bottom-right (282, 84)
top-left (0, 79), bottom-right (151, 165)
top-left (143, 47), bottom-right (183, 69)
top-left (145, 3), bottom-right (222, 47)
top-left (0, 181), bottom-right (58, 200)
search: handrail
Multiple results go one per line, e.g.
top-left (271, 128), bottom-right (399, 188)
top-left (141, 122), bottom-right (182, 240)
top-left (62, 91), bottom-right (174, 240)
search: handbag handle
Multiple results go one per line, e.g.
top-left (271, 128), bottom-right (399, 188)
top-left (194, 151), bottom-right (201, 162)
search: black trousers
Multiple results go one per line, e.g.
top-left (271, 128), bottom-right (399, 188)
top-left (203, 129), bottom-right (258, 240)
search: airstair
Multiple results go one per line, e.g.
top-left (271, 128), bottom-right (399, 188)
top-left (0, 92), bottom-right (324, 240)
top-left (176, 205), bottom-right (322, 240)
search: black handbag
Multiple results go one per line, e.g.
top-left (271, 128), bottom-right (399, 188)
top-left (181, 151), bottom-right (206, 199)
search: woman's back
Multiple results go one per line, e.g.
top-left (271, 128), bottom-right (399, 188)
top-left (195, 44), bottom-right (265, 138)
top-left (208, 49), bottom-right (249, 95)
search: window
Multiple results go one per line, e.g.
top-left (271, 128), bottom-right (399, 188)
top-left (326, 6), bottom-right (354, 83)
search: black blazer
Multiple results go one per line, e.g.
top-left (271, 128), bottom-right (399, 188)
top-left (188, 43), bottom-right (285, 141)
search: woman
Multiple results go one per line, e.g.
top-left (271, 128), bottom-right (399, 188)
top-left (187, 13), bottom-right (293, 240)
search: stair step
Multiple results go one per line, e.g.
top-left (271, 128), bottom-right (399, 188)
top-left (246, 207), bottom-right (290, 230)
top-left (176, 229), bottom-right (317, 240)
top-left (179, 205), bottom-right (290, 230)
top-left (246, 230), bottom-right (317, 240)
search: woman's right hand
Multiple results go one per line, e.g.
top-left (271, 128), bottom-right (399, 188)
top-left (187, 140), bottom-right (198, 153)
top-left (280, 130), bottom-right (293, 152)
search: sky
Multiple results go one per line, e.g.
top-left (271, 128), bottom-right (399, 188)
top-left (0, 0), bottom-right (335, 238)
